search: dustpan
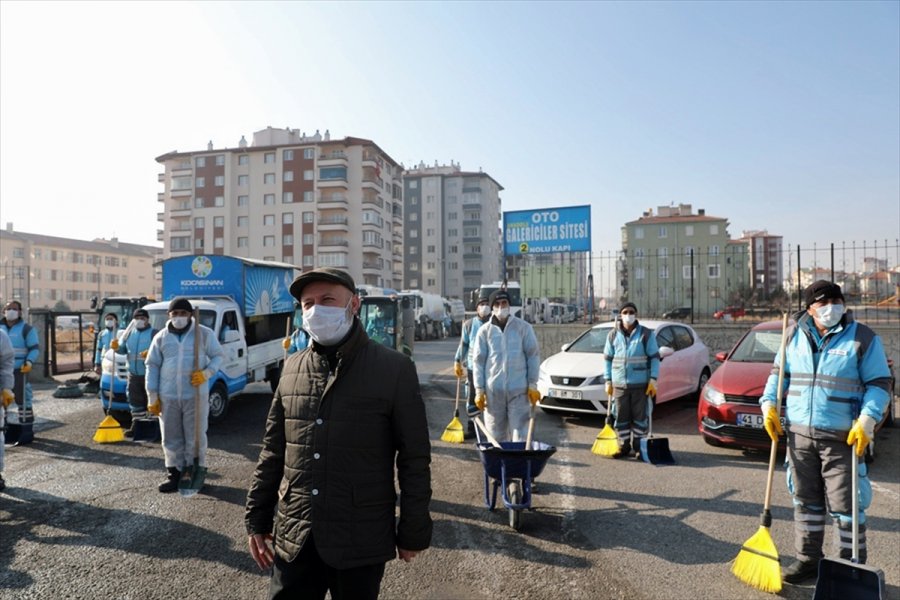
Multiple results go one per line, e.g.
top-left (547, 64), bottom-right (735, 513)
top-left (640, 397), bottom-right (674, 465)
top-left (131, 417), bottom-right (161, 442)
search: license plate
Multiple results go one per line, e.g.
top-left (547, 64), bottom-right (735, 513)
top-left (550, 388), bottom-right (582, 400)
top-left (736, 413), bottom-right (785, 428)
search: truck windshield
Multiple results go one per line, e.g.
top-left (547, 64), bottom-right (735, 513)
top-left (478, 285), bottom-right (521, 306)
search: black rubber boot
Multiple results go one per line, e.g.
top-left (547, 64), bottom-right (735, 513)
top-left (464, 421), bottom-right (475, 440)
top-left (782, 558), bottom-right (819, 584)
top-left (0, 473), bottom-right (6, 492)
top-left (158, 468), bottom-right (181, 493)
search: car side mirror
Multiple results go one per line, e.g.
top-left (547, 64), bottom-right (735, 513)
top-left (659, 346), bottom-right (675, 360)
top-left (715, 351), bottom-right (728, 363)
top-left (221, 329), bottom-right (241, 343)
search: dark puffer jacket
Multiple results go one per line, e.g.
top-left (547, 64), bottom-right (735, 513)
top-left (245, 321), bottom-right (432, 568)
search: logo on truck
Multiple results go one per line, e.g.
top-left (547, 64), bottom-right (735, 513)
top-left (191, 256), bottom-right (213, 278)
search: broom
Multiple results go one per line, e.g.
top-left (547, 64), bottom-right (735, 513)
top-left (591, 388), bottom-right (619, 456)
top-left (441, 376), bottom-right (465, 443)
top-left (731, 312), bottom-right (789, 593)
top-left (93, 326), bottom-right (124, 444)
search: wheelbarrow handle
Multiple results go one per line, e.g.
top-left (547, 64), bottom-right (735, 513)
top-left (473, 417), bottom-right (502, 448)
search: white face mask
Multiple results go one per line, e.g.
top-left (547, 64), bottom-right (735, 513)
top-left (134, 318), bottom-right (148, 330)
top-left (814, 303), bottom-right (844, 328)
top-left (304, 298), bottom-right (353, 346)
top-left (171, 316), bottom-right (190, 329)
top-left (621, 314), bottom-right (636, 326)
top-left (476, 304), bottom-right (491, 318)
top-left (4, 309), bottom-right (19, 321)
top-left (492, 306), bottom-right (510, 320)
top-left (105, 319), bottom-right (116, 329)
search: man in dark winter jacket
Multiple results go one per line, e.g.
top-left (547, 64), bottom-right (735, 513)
top-left (245, 268), bottom-right (432, 600)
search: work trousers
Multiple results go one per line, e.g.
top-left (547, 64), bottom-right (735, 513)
top-left (612, 387), bottom-right (649, 450)
top-left (483, 390), bottom-right (530, 442)
top-left (0, 404), bottom-right (5, 470)
top-left (269, 534), bottom-right (386, 600)
top-left (127, 374), bottom-right (148, 417)
top-left (160, 393), bottom-right (209, 470)
top-left (465, 369), bottom-right (481, 421)
top-left (786, 431), bottom-right (868, 563)
top-left (12, 370), bottom-right (33, 423)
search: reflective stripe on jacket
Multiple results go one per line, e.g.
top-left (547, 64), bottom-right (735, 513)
top-left (455, 316), bottom-right (486, 369)
top-left (603, 322), bottom-right (660, 388)
top-left (116, 326), bottom-right (155, 376)
top-left (0, 319), bottom-right (39, 369)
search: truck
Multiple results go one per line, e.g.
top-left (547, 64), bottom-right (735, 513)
top-left (474, 281), bottom-right (523, 320)
top-left (400, 289), bottom-right (447, 340)
top-left (99, 255), bottom-right (297, 422)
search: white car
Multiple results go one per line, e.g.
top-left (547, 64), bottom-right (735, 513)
top-left (537, 319), bottom-right (712, 416)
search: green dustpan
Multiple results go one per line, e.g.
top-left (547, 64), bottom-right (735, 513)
top-left (179, 460), bottom-right (207, 497)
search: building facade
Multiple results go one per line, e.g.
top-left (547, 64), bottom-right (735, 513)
top-left (402, 162), bottom-right (503, 300)
top-left (620, 204), bottom-right (748, 315)
top-left (737, 229), bottom-right (784, 300)
top-left (156, 127), bottom-right (404, 289)
top-left (0, 225), bottom-right (159, 311)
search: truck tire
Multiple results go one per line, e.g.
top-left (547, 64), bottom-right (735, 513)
top-left (208, 381), bottom-right (229, 423)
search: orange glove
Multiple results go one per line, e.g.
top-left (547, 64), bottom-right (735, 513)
top-left (20, 361), bottom-right (32, 374)
top-left (1, 388), bottom-right (14, 408)
top-left (148, 397), bottom-right (161, 416)
top-left (527, 387), bottom-right (541, 406)
top-left (847, 416), bottom-right (876, 457)
top-left (191, 369), bottom-right (208, 387)
top-left (605, 381), bottom-right (613, 397)
top-left (762, 403), bottom-right (784, 442)
top-left (110, 339), bottom-right (119, 351)
top-left (475, 391), bottom-right (486, 411)
top-left (139, 350), bottom-right (148, 359)
top-left (453, 362), bottom-right (464, 379)
top-left (282, 337), bottom-right (292, 350)
top-left (645, 378), bottom-right (657, 397)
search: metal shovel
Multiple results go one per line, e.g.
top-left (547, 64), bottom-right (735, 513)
top-left (639, 396), bottom-right (674, 465)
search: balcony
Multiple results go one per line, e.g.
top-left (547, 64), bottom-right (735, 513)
top-left (318, 193), bottom-right (348, 208)
top-left (171, 188), bottom-right (192, 198)
top-left (170, 205), bottom-right (191, 217)
top-left (156, 212), bottom-right (165, 222)
top-left (362, 194), bottom-right (383, 209)
top-left (318, 177), bottom-right (348, 189)
top-left (318, 216), bottom-right (349, 231)
top-left (157, 229), bottom-right (164, 241)
top-left (318, 152), bottom-right (348, 167)
top-left (361, 152), bottom-right (378, 168)
top-left (172, 167), bottom-right (192, 176)
top-left (158, 192), bottom-right (166, 202)
top-left (318, 237), bottom-right (349, 249)
top-left (362, 179), bottom-right (382, 192)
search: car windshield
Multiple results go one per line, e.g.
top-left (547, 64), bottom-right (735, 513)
top-left (729, 330), bottom-right (782, 363)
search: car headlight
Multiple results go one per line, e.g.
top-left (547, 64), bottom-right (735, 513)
top-left (584, 375), bottom-right (604, 386)
top-left (703, 383), bottom-right (726, 406)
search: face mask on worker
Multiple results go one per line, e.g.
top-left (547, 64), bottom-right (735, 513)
top-left (492, 306), bottom-right (510, 320)
top-left (4, 309), bottom-right (19, 321)
top-left (304, 298), bottom-right (353, 346)
top-left (171, 316), bottom-right (190, 329)
top-left (477, 304), bottom-right (491, 319)
top-left (621, 314), bottom-right (636, 327)
top-left (134, 318), bottom-right (148, 330)
top-left (105, 319), bottom-right (116, 330)
top-left (813, 303), bottom-right (844, 328)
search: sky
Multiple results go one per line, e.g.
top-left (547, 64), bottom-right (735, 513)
top-left (1, 1), bottom-right (898, 266)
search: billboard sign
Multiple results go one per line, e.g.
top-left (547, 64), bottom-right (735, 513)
top-left (503, 205), bottom-right (591, 255)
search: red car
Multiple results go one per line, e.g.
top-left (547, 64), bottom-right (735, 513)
top-left (698, 319), bottom-right (895, 454)
top-left (712, 306), bottom-right (745, 320)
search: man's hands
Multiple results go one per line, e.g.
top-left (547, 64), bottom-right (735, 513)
top-left (453, 361), bottom-right (464, 379)
top-left (147, 396), bottom-right (161, 416)
top-left (397, 547), bottom-right (421, 563)
top-left (645, 379), bottom-right (657, 397)
top-left (248, 533), bottom-right (275, 571)
top-left (139, 350), bottom-right (148, 359)
top-left (282, 337), bottom-right (292, 350)
top-left (475, 391), bottom-right (486, 411)
top-left (605, 381), bottom-right (613, 397)
top-left (110, 339), bottom-right (119, 351)
top-left (527, 387), bottom-right (541, 406)
top-left (1, 388), bottom-right (14, 408)
top-left (20, 361), bottom-right (32, 374)
top-left (191, 370), bottom-right (208, 387)
top-left (847, 415), bottom-right (876, 457)
top-left (761, 402), bottom-right (784, 442)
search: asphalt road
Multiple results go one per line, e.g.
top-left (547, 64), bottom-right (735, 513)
top-left (1, 338), bottom-right (898, 600)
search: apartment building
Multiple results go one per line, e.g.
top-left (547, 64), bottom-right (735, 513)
top-left (620, 204), bottom-right (749, 315)
top-left (0, 224), bottom-right (159, 311)
top-left (402, 161), bottom-right (503, 300)
top-left (736, 229), bottom-right (784, 299)
top-left (155, 127), bottom-right (404, 289)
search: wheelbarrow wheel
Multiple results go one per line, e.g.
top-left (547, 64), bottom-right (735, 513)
top-left (508, 480), bottom-right (522, 530)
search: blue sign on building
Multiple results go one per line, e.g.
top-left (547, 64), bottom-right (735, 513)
top-left (503, 205), bottom-right (591, 255)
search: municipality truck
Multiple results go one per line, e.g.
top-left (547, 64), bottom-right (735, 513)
top-left (99, 255), bottom-right (297, 422)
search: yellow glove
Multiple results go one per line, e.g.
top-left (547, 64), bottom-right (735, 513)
top-left (282, 337), bottom-right (292, 350)
top-left (453, 362), bottom-right (464, 379)
top-left (847, 415), bottom-right (876, 457)
top-left (139, 350), bottom-right (148, 359)
top-left (527, 387), bottom-right (541, 406)
top-left (20, 362), bottom-right (32, 374)
top-left (605, 381), bottom-right (613, 397)
top-left (1, 388), bottom-right (14, 408)
top-left (110, 339), bottom-right (119, 351)
top-left (645, 378), bottom-right (657, 397)
top-left (147, 397), bottom-right (161, 416)
top-left (762, 403), bottom-right (784, 442)
top-left (191, 369), bottom-right (208, 387)
top-left (475, 391), bottom-right (486, 411)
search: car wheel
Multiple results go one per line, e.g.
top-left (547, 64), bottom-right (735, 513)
top-left (694, 369), bottom-right (711, 402)
top-left (702, 434), bottom-right (722, 447)
top-left (208, 381), bottom-right (229, 423)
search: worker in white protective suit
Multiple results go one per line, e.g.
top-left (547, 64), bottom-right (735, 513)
top-left (145, 298), bottom-right (224, 493)
top-left (472, 289), bottom-right (541, 442)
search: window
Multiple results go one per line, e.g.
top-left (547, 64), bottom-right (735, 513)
top-left (319, 253), bottom-right (347, 268)
top-left (410, 230), bottom-right (418, 238)
top-left (238, 195), bottom-right (249, 207)
top-left (264, 152), bottom-right (275, 164)
top-left (303, 212), bottom-right (314, 224)
top-left (170, 237), bottom-right (190, 250)
top-left (410, 278), bottom-right (419, 288)
top-left (659, 265), bottom-right (669, 279)
top-left (685, 225), bottom-right (694, 237)
top-left (264, 173), bottom-right (276, 184)
top-left (239, 155), bottom-right (249, 166)
top-left (213, 216), bottom-right (224, 227)
top-left (683, 246), bottom-right (693, 257)
top-left (264, 236), bottom-right (275, 247)
top-left (303, 191), bottom-right (313, 202)
top-left (214, 175), bottom-right (224, 186)
top-left (710, 245), bottom-right (720, 256)
top-left (264, 194), bottom-right (275, 205)
top-left (195, 177), bottom-right (205, 188)
top-left (172, 176), bottom-right (192, 190)
top-left (658, 247), bottom-right (668, 258)
top-left (634, 248), bottom-right (644, 258)
top-left (409, 246), bottom-right (418, 255)
top-left (708, 264), bottom-right (721, 278)
top-left (635, 267), bottom-right (645, 280)
top-left (448, 212), bottom-right (457, 221)
top-left (634, 227), bottom-right (644, 240)
top-left (237, 216), bottom-right (249, 227)
top-left (282, 213), bottom-right (294, 224)
top-left (214, 196), bottom-right (224, 207)
top-left (194, 238), bottom-right (204, 250)
top-left (215, 155), bottom-right (225, 166)
top-left (682, 265), bottom-right (696, 279)
top-left (409, 180), bottom-right (418, 189)
top-left (448, 229), bottom-right (458, 237)
top-left (426, 245), bottom-right (435, 253)
top-left (303, 148), bottom-right (315, 159)
top-left (214, 238), bottom-right (224, 249)
top-left (409, 262), bottom-right (419, 270)
top-left (304, 170), bottom-right (315, 180)
top-left (449, 245), bottom-right (458, 253)
top-left (303, 234), bottom-right (313, 245)
top-left (194, 197), bottom-right (204, 208)
top-left (196, 156), bottom-right (206, 168)
top-left (237, 237), bottom-right (248, 247)
top-left (318, 167), bottom-right (345, 180)
top-left (426, 228), bottom-right (435, 236)
top-left (409, 212), bottom-right (418, 222)
top-left (409, 196), bottom-right (418, 205)
top-left (283, 192), bottom-right (294, 203)
top-left (283, 150), bottom-right (294, 160)
top-left (283, 234), bottom-right (293, 245)
top-left (284, 171), bottom-right (294, 182)
top-left (658, 226), bottom-right (667, 238)
top-left (264, 215), bottom-right (275, 226)
top-left (303, 255), bottom-right (314, 266)
top-left (238, 175), bottom-right (248, 186)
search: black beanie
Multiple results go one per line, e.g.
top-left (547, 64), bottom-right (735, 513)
top-left (168, 297), bottom-right (193, 313)
top-left (620, 302), bottom-right (637, 313)
top-left (803, 280), bottom-right (844, 308)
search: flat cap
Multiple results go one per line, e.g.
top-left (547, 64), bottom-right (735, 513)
top-left (804, 280), bottom-right (844, 308)
top-left (168, 297), bottom-right (194, 313)
top-left (489, 289), bottom-right (510, 306)
top-left (290, 267), bottom-right (356, 301)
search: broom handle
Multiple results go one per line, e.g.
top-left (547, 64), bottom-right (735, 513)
top-left (852, 447), bottom-right (859, 563)
top-left (525, 404), bottom-right (535, 449)
top-left (454, 375), bottom-right (461, 413)
top-left (473, 416), bottom-right (502, 448)
top-left (193, 310), bottom-right (201, 461)
top-left (762, 312), bottom-right (789, 512)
